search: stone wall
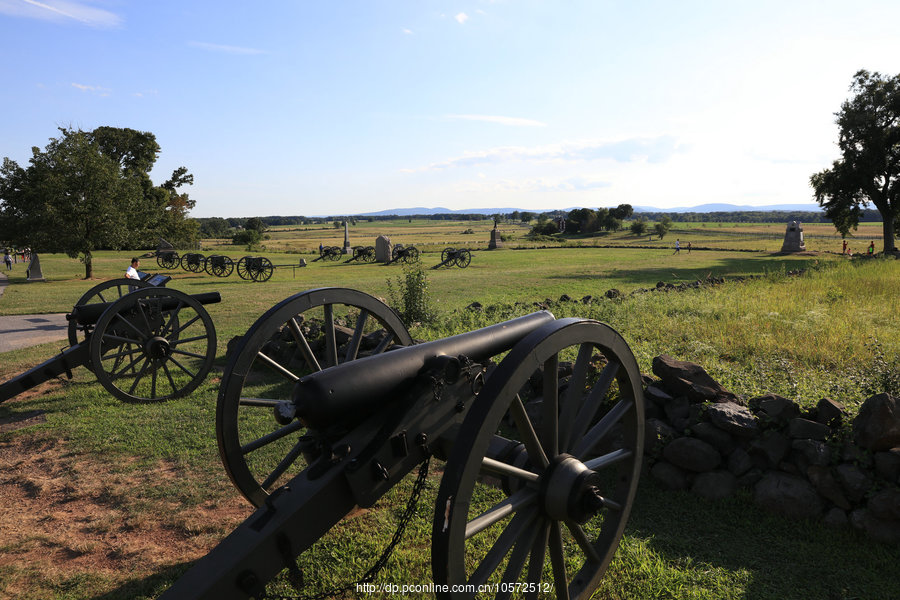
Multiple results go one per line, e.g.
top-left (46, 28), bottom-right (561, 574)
top-left (644, 354), bottom-right (900, 544)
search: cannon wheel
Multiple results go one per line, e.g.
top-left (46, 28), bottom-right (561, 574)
top-left (157, 251), bottom-right (179, 270)
top-left (432, 318), bottom-right (644, 598)
top-left (250, 257), bottom-right (274, 282)
top-left (217, 287), bottom-right (413, 506)
top-left (203, 255), bottom-right (218, 276)
top-left (455, 249), bottom-right (472, 269)
top-left (67, 278), bottom-right (155, 351)
top-left (327, 247), bottom-right (341, 261)
top-left (364, 245), bottom-right (376, 262)
top-left (442, 247), bottom-right (455, 265)
top-left (403, 246), bottom-right (419, 263)
top-left (391, 244), bottom-right (404, 262)
top-left (210, 256), bottom-right (234, 278)
top-left (236, 256), bottom-right (253, 280)
top-left (89, 288), bottom-right (217, 403)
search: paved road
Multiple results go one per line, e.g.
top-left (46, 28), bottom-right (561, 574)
top-left (0, 272), bottom-right (70, 353)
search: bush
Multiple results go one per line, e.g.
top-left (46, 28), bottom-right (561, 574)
top-left (386, 259), bottom-right (437, 325)
top-left (232, 229), bottom-right (262, 246)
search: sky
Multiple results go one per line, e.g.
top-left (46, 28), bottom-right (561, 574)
top-left (2, 1), bottom-right (900, 218)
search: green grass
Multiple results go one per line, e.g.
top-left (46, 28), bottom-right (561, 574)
top-left (0, 241), bottom-right (898, 599)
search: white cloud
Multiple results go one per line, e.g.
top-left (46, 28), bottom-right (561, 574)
top-left (402, 28), bottom-right (413, 35)
top-left (455, 12), bottom-right (469, 24)
top-left (71, 82), bottom-right (110, 96)
top-left (188, 41), bottom-right (267, 55)
top-left (0, 0), bottom-right (121, 27)
top-left (444, 114), bottom-right (547, 128)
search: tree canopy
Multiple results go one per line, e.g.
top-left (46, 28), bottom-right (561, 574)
top-left (0, 127), bottom-right (197, 277)
top-left (811, 70), bottom-right (900, 253)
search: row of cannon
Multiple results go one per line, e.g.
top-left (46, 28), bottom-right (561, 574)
top-left (1, 279), bottom-right (643, 598)
top-left (157, 251), bottom-right (275, 281)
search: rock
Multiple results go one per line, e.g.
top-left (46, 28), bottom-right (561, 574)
top-left (727, 447), bottom-right (754, 476)
top-left (466, 301), bottom-right (483, 312)
top-left (691, 471), bottom-right (737, 500)
top-left (663, 395), bottom-right (690, 429)
top-left (807, 465), bottom-right (852, 510)
top-left (867, 489), bottom-right (900, 521)
top-left (816, 398), bottom-right (846, 427)
top-left (834, 463), bottom-right (871, 504)
top-left (692, 422), bottom-right (735, 454)
top-left (604, 288), bottom-right (622, 299)
top-left (645, 418), bottom-right (678, 455)
top-left (663, 437), bottom-right (721, 472)
top-left (859, 511), bottom-right (900, 545)
top-left (854, 393), bottom-right (900, 451)
top-left (737, 467), bottom-right (764, 489)
top-left (645, 383), bottom-right (673, 405)
top-left (874, 448), bottom-right (900, 482)
top-left (651, 355), bottom-right (738, 403)
top-left (749, 431), bottom-right (791, 468)
top-left (558, 294), bottom-right (572, 302)
top-left (754, 472), bottom-right (823, 520)
top-left (791, 439), bottom-right (832, 467)
top-left (580, 295), bottom-right (593, 304)
top-left (707, 402), bottom-right (760, 437)
top-left (822, 507), bottom-right (849, 529)
top-left (753, 393), bottom-right (801, 426)
top-left (787, 418), bottom-right (832, 441)
top-left (849, 508), bottom-right (867, 530)
top-left (650, 461), bottom-right (689, 491)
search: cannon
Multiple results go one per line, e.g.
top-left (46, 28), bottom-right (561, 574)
top-left (162, 287), bottom-right (644, 599)
top-left (313, 245), bottom-right (343, 262)
top-left (237, 256), bottom-right (274, 282)
top-left (388, 243), bottom-right (419, 265)
top-left (433, 247), bottom-right (473, 269)
top-left (344, 245), bottom-right (376, 263)
top-left (205, 254), bottom-right (236, 278)
top-left (0, 279), bottom-right (219, 404)
top-left (181, 252), bottom-right (207, 273)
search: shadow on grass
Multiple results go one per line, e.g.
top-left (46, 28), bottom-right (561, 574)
top-left (627, 480), bottom-right (900, 600)
top-left (92, 561), bottom-right (194, 600)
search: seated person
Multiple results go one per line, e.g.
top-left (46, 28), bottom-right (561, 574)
top-left (126, 258), bottom-right (141, 280)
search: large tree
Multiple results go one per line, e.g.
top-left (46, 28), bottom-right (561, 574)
top-left (811, 70), bottom-right (900, 253)
top-left (0, 127), bottom-right (197, 278)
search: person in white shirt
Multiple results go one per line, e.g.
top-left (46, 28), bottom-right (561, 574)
top-left (126, 258), bottom-right (141, 280)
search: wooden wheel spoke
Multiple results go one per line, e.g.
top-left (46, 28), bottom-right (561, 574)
top-left (159, 301), bottom-right (185, 337)
top-left (541, 354), bottom-right (559, 457)
top-left (171, 313), bottom-right (201, 338)
top-left (548, 522), bottom-right (570, 600)
top-left (150, 365), bottom-right (158, 398)
top-left (480, 456), bottom-right (539, 483)
top-left (323, 304), bottom-right (338, 367)
top-left (465, 489), bottom-right (537, 539)
top-left (241, 420), bottom-right (305, 455)
top-left (498, 513), bottom-right (541, 593)
top-left (162, 361), bottom-right (177, 393)
top-left (558, 343), bottom-right (594, 451)
top-left (101, 344), bottom-right (144, 362)
top-left (255, 351), bottom-right (300, 382)
top-left (238, 397), bottom-right (282, 408)
top-left (112, 312), bottom-right (147, 340)
top-left (288, 317), bottom-right (322, 373)
top-left (573, 398), bottom-right (634, 459)
top-left (102, 333), bottom-right (143, 346)
top-left (126, 358), bottom-right (152, 394)
top-left (260, 439), bottom-right (306, 491)
top-left (510, 394), bottom-right (550, 469)
top-left (170, 348), bottom-right (208, 360)
top-left (583, 448), bottom-right (633, 473)
top-left (168, 355), bottom-right (198, 380)
top-left (524, 521), bottom-right (550, 600)
top-left (371, 331), bottom-right (394, 354)
top-left (565, 521), bottom-right (603, 563)
top-left (170, 333), bottom-right (208, 345)
top-left (343, 309), bottom-right (369, 363)
top-left (568, 359), bottom-right (620, 450)
top-left (111, 352), bottom-right (148, 379)
top-left (468, 507), bottom-right (538, 588)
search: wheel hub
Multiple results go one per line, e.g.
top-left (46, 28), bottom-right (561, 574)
top-left (540, 453), bottom-right (604, 523)
top-left (145, 336), bottom-right (172, 359)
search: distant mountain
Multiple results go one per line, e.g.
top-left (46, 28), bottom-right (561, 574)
top-left (356, 203), bottom-right (822, 217)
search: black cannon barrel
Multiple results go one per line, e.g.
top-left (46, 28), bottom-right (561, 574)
top-left (68, 291), bottom-right (222, 326)
top-left (293, 310), bottom-right (555, 428)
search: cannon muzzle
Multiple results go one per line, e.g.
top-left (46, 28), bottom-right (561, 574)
top-left (292, 310), bottom-right (555, 428)
top-left (68, 291), bottom-right (221, 326)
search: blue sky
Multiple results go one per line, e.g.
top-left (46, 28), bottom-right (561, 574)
top-left (2, 1), bottom-right (900, 218)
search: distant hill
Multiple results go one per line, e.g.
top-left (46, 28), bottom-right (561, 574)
top-left (357, 203), bottom-right (822, 216)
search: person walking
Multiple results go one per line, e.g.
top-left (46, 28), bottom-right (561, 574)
top-left (687, 241), bottom-right (692, 254)
top-left (3, 251), bottom-right (12, 270)
top-left (842, 240), bottom-right (848, 255)
top-left (673, 239), bottom-right (680, 254)
top-left (868, 241), bottom-right (875, 255)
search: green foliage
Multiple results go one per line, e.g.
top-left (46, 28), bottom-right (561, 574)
top-left (630, 218), bottom-right (648, 236)
top-left (654, 216), bottom-right (672, 240)
top-left (386, 258), bottom-right (436, 325)
top-left (232, 229), bottom-right (262, 246)
top-left (811, 69), bottom-right (899, 252)
top-left (529, 219), bottom-right (559, 236)
top-left (244, 217), bottom-right (267, 234)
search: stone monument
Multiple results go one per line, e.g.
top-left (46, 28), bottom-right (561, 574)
top-left (26, 253), bottom-right (46, 282)
top-left (342, 221), bottom-right (351, 255)
top-left (780, 221), bottom-right (806, 253)
top-left (375, 235), bottom-right (392, 263)
top-left (488, 223), bottom-right (503, 249)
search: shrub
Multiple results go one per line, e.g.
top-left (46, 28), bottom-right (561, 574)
top-left (386, 258), bottom-right (437, 325)
top-left (232, 229), bottom-right (262, 246)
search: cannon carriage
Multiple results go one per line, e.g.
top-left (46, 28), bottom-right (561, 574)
top-left (388, 243), bottom-right (420, 265)
top-left (236, 256), bottom-right (275, 282)
top-left (313, 245), bottom-right (343, 262)
top-left (1, 279), bottom-right (219, 404)
top-left (434, 247), bottom-right (473, 269)
top-left (180, 252), bottom-right (207, 273)
top-left (345, 245), bottom-right (376, 263)
top-left (204, 254), bottom-right (236, 278)
top-left (154, 238), bottom-right (180, 269)
top-left (163, 287), bottom-right (644, 599)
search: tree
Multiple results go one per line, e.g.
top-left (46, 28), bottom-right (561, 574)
top-left (654, 216), bottom-right (673, 239)
top-left (0, 127), bottom-right (197, 277)
top-left (610, 203), bottom-right (634, 220)
top-left (245, 217), bottom-right (267, 234)
top-left (811, 70), bottom-right (900, 253)
top-left (630, 218), bottom-right (648, 236)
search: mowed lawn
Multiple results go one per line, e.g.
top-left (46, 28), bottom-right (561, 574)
top-left (0, 238), bottom-right (898, 600)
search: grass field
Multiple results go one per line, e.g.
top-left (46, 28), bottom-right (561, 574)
top-left (0, 224), bottom-right (898, 599)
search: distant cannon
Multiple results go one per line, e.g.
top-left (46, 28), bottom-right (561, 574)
top-left (180, 252), bottom-right (207, 273)
top-left (161, 287), bottom-right (644, 599)
top-left (433, 247), bottom-right (473, 269)
top-left (0, 279), bottom-right (219, 404)
top-left (237, 256), bottom-right (274, 282)
top-left (154, 238), bottom-right (180, 269)
top-left (204, 255), bottom-right (235, 278)
top-left (313, 246), bottom-right (343, 262)
top-left (387, 243), bottom-right (419, 265)
top-left (344, 245), bottom-right (376, 263)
